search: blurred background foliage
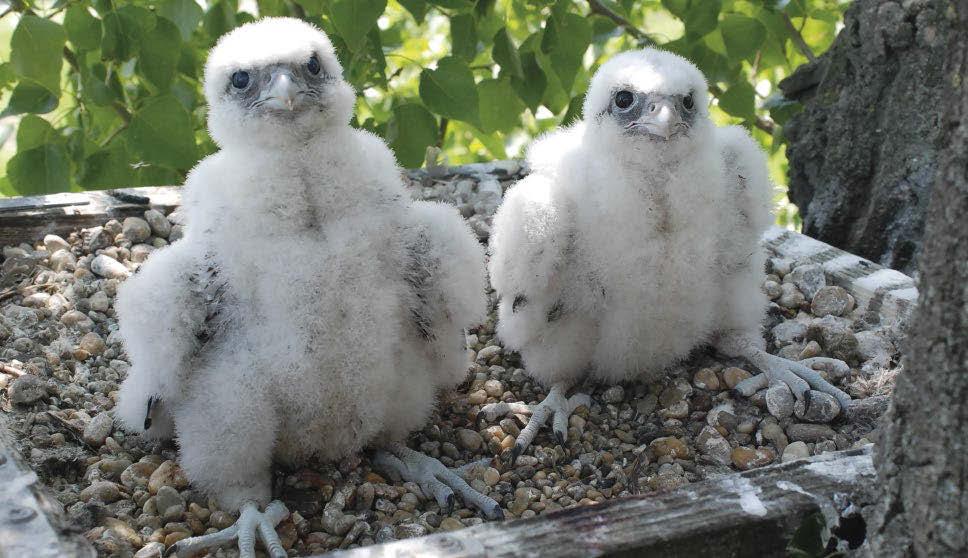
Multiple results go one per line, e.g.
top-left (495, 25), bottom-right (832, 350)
top-left (0, 0), bottom-right (848, 227)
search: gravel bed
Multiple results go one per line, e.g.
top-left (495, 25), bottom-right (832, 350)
top-left (0, 164), bottom-right (904, 557)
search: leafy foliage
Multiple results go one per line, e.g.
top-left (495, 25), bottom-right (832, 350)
top-left (0, 0), bottom-right (845, 216)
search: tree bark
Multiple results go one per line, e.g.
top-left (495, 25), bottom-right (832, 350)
top-left (780, 0), bottom-right (950, 275)
top-left (870, 1), bottom-right (968, 555)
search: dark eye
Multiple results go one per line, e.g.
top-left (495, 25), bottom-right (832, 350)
top-left (231, 71), bottom-right (249, 89)
top-left (682, 93), bottom-right (694, 110)
top-left (614, 90), bottom-right (635, 110)
top-left (307, 55), bottom-right (320, 75)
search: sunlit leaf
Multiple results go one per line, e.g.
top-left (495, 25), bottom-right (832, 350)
top-left (450, 14), bottom-right (476, 60)
top-left (718, 80), bottom-right (756, 119)
top-left (541, 12), bottom-right (591, 92)
top-left (419, 56), bottom-right (480, 125)
top-left (721, 14), bottom-right (767, 61)
top-left (126, 94), bottom-right (198, 169)
top-left (492, 28), bottom-right (523, 80)
top-left (11, 16), bottom-right (66, 95)
top-left (330, 0), bottom-right (387, 52)
top-left (157, 0), bottom-right (204, 41)
top-left (478, 78), bottom-right (525, 133)
top-left (387, 103), bottom-right (438, 167)
top-left (64, 5), bottom-right (102, 51)
top-left (139, 17), bottom-right (182, 91)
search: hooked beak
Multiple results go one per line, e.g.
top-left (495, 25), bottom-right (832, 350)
top-left (260, 69), bottom-right (300, 111)
top-left (627, 96), bottom-right (683, 140)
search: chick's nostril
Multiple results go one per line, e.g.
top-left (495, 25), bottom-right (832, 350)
top-left (649, 103), bottom-right (657, 113)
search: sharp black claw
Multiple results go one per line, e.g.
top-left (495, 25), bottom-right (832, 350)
top-left (730, 388), bottom-right (744, 399)
top-left (492, 506), bottom-right (505, 521)
top-left (802, 390), bottom-right (812, 414)
top-left (163, 545), bottom-right (178, 558)
top-left (476, 411), bottom-right (486, 428)
top-left (445, 493), bottom-right (456, 516)
top-left (554, 430), bottom-right (566, 447)
top-left (509, 445), bottom-right (521, 467)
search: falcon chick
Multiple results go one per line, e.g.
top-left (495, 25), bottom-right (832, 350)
top-left (114, 17), bottom-right (500, 558)
top-left (482, 48), bottom-right (852, 461)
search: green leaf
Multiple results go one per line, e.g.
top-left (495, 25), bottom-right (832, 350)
top-left (718, 81), bottom-right (756, 120)
top-left (126, 94), bottom-right (198, 169)
top-left (387, 103), bottom-right (438, 168)
top-left (541, 13), bottom-right (591, 92)
top-left (419, 56), bottom-right (480, 125)
top-left (139, 17), bottom-right (182, 90)
top-left (79, 142), bottom-right (134, 189)
top-left (471, 128), bottom-right (507, 159)
top-left (329, 0), bottom-right (386, 52)
top-left (661, 0), bottom-right (688, 18)
top-left (684, 0), bottom-right (721, 38)
top-left (64, 5), bottom-right (102, 51)
top-left (492, 28), bottom-right (523, 80)
top-left (478, 78), bottom-right (525, 133)
top-left (81, 63), bottom-right (124, 106)
top-left (512, 51), bottom-right (546, 113)
top-left (0, 63), bottom-right (14, 90)
top-left (450, 14), bottom-right (476, 60)
top-left (721, 14), bottom-right (767, 61)
top-left (398, 0), bottom-right (428, 21)
top-left (7, 143), bottom-right (71, 195)
top-left (17, 115), bottom-right (62, 151)
top-left (102, 6), bottom-right (152, 61)
top-left (428, 0), bottom-right (475, 10)
top-left (157, 0), bottom-right (204, 41)
top-left (2, 81), bottom-right (59, 116)
top-left (11, 15), bottom-right (66, 96)
top-left (203, 0), bottom-right (238, 41)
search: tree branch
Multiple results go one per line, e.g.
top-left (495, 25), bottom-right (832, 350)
top-left (782, 13), bottom-right (817, 63)
top-left (708, 84), bottom-right (776, 135)
top-left (587, 0), bottom-right (656, 46)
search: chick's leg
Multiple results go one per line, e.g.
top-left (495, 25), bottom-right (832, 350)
top-left (716, 333), bottom-right (852, 413)
top-left (166, 501), bottom-right (289, 558)
top-left (479, 384), bottom-right (591, 464)
top-left (375, 442), bottom-right (504, 520)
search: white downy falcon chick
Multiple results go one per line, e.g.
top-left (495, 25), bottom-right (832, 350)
top-left (113, 17), bottom-right (500, 558)
top-left (481, 49), bottom-right (852, 461)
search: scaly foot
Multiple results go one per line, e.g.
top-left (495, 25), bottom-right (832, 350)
top-left (165, 500), bottom-right (288, 558)
top-left (374, 442), bottom-right (504, 520)
top-left (479, 384), bottom-right (591, 465)
top-left (720, 335), bottom-right (852, 413)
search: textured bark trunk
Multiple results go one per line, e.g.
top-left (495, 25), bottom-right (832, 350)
top-left (780, 0), bottom-right (950, 275)
top-left (869, 1), bottom-right (968, 555)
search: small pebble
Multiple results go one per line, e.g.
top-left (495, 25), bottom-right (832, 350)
top-left (811, 286), bottom-right (854, 318)
top-left (782, 441), bottom-right (810, 462)
top-left (9, 374), bottom-right (47, 405)
top-left (122, 217), bottom-right (152, 243)
top-left (794, 391), bottom-right (842, 423)
top-left (91, 254), bottom-right (130, 279)
top-left (722, 367), bottom-right (752, 389)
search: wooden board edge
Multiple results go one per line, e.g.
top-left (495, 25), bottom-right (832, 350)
top-left (763, 226), bottom-right (917, 327)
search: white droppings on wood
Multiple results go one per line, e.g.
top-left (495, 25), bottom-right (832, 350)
top-left (805, 452), bottom-right (874, 482)
top-left (722, 476), bottom-right (768, 517)
top-left (855, 268), bottom-right (914, 292)
top-left (890, 287), bottom-right (919, 301)
top-left (776, 480), bottom-right (811, 497)
top-left (822, 254), bottom-right (865, 273)
top-left (762, 226), bottom-right (788, 242)
top-left (778, 235), bottom-right (828, 258)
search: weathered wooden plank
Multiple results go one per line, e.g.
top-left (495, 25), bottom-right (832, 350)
top-left (0, 417), bottom-right (96, 558)
top-left (322, 448), bottom-right (873, 558)
top-left (763, 226), bottom-right (917, 325)
top-left (0, 187), bottom-right (181, 249)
